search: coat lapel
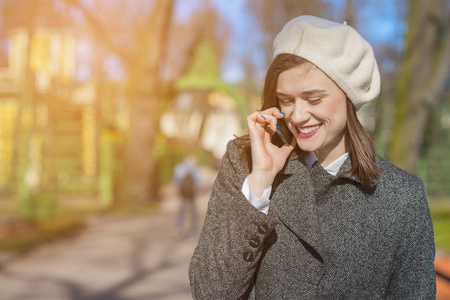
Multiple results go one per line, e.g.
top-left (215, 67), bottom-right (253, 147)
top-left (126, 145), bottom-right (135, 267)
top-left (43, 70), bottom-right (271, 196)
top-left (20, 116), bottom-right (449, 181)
top-left (270, 157), bottom-right (325, 262)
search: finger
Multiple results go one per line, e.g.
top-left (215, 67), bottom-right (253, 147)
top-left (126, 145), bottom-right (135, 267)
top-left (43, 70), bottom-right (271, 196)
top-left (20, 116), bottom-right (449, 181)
top-left (260, 113), bottom-right (278, 132)
top-left (277, 136), bottom-right (297, 157)
top-left (261, 107), bottom-right (285, 119)
top-left (270, 132), bottom-right (296, 152)
top-left (247, 111), bottom-right (268, 130)
top-left (263, 125), bottom-right (273, 145)
top-left (262, 128), bottom-right (273, 145)
top-left (246, 112), bottom-right (269, 151)
top-left (264, 136), bottom-right (295, 167)
top-left (279, 144), bottom-right (295, 160)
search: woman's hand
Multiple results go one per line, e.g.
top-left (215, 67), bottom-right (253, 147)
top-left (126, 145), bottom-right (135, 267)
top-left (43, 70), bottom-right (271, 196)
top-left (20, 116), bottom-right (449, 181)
top-left (246, 108), bottom-right (296, 197)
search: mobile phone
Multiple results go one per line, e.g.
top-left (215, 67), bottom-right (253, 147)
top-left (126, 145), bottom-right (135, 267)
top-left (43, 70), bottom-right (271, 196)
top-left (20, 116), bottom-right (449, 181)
top-left (271, 125), bottom-right (292, 146)
top-left (275, 130), bottom-right (290, 145)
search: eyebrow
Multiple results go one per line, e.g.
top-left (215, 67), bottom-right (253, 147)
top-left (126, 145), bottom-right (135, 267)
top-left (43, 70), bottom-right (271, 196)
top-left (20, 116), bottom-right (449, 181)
top-left (276, 89), bottom-right (328, 98)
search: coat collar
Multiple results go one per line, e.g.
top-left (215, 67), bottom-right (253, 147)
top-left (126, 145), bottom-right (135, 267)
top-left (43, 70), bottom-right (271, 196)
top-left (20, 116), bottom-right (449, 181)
top-left (269, 153), bottom-right (363, 263)
top-left (335, 154), bottom-right (361, 183)
top-left (270, 156), bottom-right (325, 262)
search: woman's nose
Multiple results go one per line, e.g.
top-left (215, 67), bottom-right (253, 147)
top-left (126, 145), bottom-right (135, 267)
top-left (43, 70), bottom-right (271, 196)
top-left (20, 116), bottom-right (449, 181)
top-left (290, 100), bottom-right (310, 124)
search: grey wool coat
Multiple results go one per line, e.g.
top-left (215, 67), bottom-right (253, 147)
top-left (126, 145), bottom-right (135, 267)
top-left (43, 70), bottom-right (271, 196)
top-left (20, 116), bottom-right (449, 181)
top-left (189, 139), bottom-right (436, 299)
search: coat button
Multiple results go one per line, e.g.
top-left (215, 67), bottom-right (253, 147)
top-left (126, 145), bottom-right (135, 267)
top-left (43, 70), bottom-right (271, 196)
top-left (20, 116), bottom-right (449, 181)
top-left (258, 224), bottom-right (269, 234)
top-left (243, 251), bottom-right (254, 262)
top-left (249, 237), bottom-right (260, 248)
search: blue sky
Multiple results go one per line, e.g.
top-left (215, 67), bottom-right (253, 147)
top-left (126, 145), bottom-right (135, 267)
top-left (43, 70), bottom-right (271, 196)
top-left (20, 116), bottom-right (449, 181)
top-left (175, 0), bottom-right (408, 83)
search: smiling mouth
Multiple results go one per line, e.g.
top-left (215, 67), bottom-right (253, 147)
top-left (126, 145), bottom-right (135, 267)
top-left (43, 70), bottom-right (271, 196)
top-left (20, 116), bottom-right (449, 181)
top-left (298, 124), bottom-right (321, 134)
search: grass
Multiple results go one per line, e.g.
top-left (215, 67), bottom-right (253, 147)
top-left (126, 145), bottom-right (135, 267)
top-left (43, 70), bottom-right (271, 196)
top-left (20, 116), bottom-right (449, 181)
top-left (0, 216), bottom-right (85, 252)
top-left (433, 218), bottom-right (450, 252)
top-left (429, 200), bottom-right (450, 253)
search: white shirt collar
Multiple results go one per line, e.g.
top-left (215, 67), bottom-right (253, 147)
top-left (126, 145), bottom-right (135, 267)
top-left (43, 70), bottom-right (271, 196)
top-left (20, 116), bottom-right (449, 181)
top-left (305, 152), bottom-right (349, 176)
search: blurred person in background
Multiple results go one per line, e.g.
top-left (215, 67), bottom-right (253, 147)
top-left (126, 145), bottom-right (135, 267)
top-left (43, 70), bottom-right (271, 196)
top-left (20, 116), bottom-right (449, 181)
top-left (173, 154), bottom-right (201, 238)
top-left (189, 16), bottom-right (435, 299)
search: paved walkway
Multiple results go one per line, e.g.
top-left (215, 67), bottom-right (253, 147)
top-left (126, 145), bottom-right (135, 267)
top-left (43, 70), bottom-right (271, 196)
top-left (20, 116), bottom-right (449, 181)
top-left (0, 171), bottom-right (213, 300)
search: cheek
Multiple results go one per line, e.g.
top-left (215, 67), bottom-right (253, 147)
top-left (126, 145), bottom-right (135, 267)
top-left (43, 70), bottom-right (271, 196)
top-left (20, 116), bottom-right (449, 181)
top-left (324, 97), bottom-right (347, 124)
top-left (280, 106), bottom-right (294, 125)
top-left (334, 102), bottom-right (347, 123)
top-left (279, 105), bottom-right (292, 116)
top-left (283, 116), bottom-right (298, 136)
top-left (327, 105), bottom-right (347, 133)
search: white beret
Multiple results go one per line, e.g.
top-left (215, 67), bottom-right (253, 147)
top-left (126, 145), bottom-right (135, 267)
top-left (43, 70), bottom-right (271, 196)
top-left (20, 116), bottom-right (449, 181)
top-left (273, 15), bottom-right (381, 110)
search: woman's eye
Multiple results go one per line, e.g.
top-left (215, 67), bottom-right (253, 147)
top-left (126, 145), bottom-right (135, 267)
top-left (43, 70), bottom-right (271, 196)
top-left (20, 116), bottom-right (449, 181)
top-left (308, 98), bottom-right (322, 104)
top-left (278, 99), bottom-right (294, 106)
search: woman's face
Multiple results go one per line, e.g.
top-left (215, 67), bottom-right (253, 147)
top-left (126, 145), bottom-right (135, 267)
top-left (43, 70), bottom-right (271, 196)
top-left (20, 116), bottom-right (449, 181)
top-left (277, 63), bottom-right (349, 166)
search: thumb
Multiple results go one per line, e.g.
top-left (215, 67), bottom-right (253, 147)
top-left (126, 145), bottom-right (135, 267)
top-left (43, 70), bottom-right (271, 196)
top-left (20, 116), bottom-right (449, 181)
top-left (280, 136), bottom-right (297, 157)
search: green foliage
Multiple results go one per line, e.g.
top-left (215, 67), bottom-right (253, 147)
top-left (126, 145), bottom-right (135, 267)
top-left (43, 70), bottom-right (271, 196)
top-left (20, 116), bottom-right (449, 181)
top-left (0, 217), bottom-right (85, 252)
top-left (19, 194), bottom-right (58, 221)
top-left (433, 218), bottom-right (450, 252)
top-left (175, 40), bottom-right (220, 91)
top-left (430, 201), bottom-right (450, 219)
top-left (430, 201), bottom-right (450, 252)
top-left (417, 100), bottom-right (450, 198)
top-left (174, 39), bottom-right (250, 125)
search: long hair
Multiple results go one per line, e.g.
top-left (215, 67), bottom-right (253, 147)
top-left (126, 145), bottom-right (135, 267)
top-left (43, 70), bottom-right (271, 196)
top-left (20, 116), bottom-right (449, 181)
top-left (345, 97), bottom-right (379, 186)
top-left (240, 54), bottom-right (379, 186)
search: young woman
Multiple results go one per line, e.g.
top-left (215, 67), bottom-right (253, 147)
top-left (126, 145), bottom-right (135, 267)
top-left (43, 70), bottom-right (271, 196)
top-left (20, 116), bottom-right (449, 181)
top-left (189, 15), bottom-right (435, 299)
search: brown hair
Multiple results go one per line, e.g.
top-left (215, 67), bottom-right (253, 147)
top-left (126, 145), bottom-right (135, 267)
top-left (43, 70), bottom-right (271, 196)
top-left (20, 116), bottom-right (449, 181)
top-left (240, 54), bottom-right (379, 186)
top-left (345, 97), bottom-right (379, 186)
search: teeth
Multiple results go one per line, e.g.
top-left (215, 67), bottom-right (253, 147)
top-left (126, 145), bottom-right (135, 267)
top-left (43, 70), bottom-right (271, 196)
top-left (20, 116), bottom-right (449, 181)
top-left (299, 125), bottom-right (320, 134)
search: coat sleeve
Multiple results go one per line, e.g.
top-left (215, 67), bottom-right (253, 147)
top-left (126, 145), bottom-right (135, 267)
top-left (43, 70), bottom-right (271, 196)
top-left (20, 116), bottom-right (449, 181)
top-left (385, 179), bottom-right (436, 299)
top-left (189, 140), bottom-right (278, 300)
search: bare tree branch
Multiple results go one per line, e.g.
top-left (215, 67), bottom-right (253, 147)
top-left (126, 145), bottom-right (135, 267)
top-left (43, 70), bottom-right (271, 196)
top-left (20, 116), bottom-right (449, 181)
top-left (64, 0), bottom-right (133, 66)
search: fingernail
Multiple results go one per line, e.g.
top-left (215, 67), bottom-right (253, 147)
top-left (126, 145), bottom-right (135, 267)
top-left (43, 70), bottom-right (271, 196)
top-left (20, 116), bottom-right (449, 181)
top-left (279, 111), bottom-right (285, 116)
top-left (262, 115), bottom-right (266, 120)
top-left (275, 124), bottom-right (278, 131)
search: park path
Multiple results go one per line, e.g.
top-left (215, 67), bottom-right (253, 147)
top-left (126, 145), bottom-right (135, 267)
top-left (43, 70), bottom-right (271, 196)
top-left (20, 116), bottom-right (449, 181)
top-left (0, 169), bottom-right (214, 300)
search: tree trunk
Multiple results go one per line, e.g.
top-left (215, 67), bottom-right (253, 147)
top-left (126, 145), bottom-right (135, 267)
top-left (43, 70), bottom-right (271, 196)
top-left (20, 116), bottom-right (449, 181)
top-left (65, 0), bottom-right (174, 205)
top-left (344, 0), bottom-right (355, 26)
top-left (117, 0), bottom-right (174, 205)
top-left (389, 0), bottom-right (450, 174)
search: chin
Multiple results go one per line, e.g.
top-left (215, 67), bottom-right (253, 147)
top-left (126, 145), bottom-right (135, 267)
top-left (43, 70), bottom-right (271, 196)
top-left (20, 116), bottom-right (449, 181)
top-left (297, 143), bottom-right (318, 153)
top-left (294, 136), bottom-right (316, 150)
